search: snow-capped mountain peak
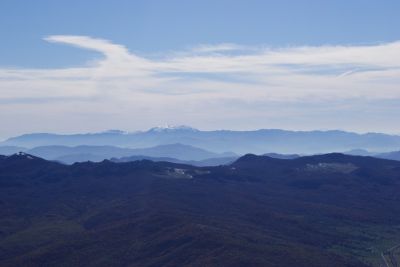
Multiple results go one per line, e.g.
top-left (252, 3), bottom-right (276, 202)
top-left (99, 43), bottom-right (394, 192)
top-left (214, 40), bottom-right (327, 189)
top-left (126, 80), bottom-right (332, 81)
top-left (147, 125), bottom-right (199, 133)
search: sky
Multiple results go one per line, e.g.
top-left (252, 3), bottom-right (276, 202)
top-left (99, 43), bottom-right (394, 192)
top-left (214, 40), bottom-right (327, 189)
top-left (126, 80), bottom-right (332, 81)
top-left (0, 0), bottom-right (400, 139)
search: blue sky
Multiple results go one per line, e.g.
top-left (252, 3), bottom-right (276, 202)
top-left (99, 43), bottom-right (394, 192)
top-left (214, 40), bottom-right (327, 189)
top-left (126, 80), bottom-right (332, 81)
top-left (0, 0), bottom-right (400, 138)
top-left (2, 0), bottom-right (399, 67)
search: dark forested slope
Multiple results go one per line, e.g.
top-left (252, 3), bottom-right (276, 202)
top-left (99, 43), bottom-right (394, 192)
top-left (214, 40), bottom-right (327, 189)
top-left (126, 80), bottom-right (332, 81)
top-left (1, 153), bottom-right (400, 266)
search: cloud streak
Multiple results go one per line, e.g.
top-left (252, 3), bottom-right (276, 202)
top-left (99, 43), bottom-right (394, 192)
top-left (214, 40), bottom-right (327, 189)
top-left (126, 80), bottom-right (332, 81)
top-left (0, 35), bottom-right (400, 137)
top-left (44, 35), bottom-right (130, 60)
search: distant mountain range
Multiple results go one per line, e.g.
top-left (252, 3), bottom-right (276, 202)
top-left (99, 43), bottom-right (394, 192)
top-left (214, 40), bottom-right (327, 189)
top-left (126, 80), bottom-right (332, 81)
top-left (2, 126), bottom-right (400, 154)
top-left (1, 152), bottom-right (400, 266)
top-left (0, 143), bottom-right (236, 164)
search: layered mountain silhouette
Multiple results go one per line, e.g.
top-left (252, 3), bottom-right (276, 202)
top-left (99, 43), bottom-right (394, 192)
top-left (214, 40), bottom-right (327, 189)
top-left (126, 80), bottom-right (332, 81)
top-left (1, 153), bottom-right (400, 266)
top-left (0, 143), bottom-right (236, 164)
top-left (2, 126), bottom-right (400, 154)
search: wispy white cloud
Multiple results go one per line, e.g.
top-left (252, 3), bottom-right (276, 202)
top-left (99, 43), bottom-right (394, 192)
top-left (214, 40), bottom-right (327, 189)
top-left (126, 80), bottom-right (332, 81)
top-left (0, 35), bottom-right (400, 137)
top-left (44, 35), bottom-right (130, 60)
top-left (190, 43), bottom-right (249, 53)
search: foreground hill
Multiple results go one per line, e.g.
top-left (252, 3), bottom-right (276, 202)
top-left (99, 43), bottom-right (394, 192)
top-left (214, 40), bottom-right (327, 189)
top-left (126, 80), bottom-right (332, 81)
top-left (2, 126), bottom-right (400, 154)
top-left (1, 153), bottom-right (400, 266)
